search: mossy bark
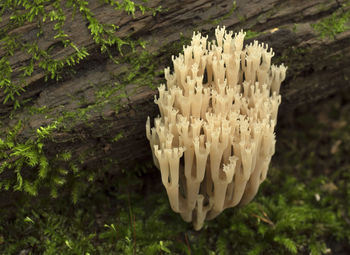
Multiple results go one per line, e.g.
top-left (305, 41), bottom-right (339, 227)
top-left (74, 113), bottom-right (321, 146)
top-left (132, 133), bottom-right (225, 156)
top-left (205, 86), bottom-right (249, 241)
top-left (0, 0), bottom-right (350, 201)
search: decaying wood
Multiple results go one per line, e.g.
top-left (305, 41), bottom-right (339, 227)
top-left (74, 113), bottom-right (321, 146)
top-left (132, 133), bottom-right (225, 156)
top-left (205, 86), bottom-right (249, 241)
top-left (0, 0), bottom-right (350, 172)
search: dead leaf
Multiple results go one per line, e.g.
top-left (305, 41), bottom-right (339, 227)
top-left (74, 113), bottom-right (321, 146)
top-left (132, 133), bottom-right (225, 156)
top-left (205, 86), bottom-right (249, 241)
top-left (331, 140), bottom-right (342, 154)
top-left (321, 182), bottom-right (338, 193)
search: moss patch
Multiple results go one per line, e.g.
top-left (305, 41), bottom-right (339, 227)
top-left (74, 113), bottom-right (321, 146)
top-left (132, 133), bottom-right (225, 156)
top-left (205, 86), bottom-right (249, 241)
top-left (2, 91), bottom-right (350, 254)
top-left (312, 1), bottom-right (350, 40)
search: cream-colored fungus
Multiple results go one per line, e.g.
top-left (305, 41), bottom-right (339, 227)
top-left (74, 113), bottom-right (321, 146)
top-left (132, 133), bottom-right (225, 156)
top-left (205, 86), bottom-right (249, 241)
top-left (146, 26), bottom-right (287, 230)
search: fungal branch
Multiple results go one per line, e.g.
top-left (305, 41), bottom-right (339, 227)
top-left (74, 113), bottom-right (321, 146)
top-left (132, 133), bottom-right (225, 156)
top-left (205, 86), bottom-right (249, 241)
top-left (146, 26), bottom-right (287, 230)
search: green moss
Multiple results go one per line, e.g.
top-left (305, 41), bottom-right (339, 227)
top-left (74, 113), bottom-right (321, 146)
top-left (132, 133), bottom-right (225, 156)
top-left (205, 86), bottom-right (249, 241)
top-left (2, 92), bottom-right (350, 254)
top-left (0, 117), bottom-right (101, 203)
top-left (112, 132), bottom-right (124, 143)
top-left (161, 33), bottom-right (191, 58)
top-left (121, 48), bottom-right (162, 90)
top-left (27, 105), bottom-right (50, 115)
top-left (273, 45), bottom-right (313, 79)
top-left (210, 0), bottom-right (237, 25)
top-left (244, 30), bottom-right (261, 39)
top-left (238, 14), bottom-right (246, 23)
top-left (0, 120), bottom-right (62, 196)
top-left (0, 0), bottom-right (163, 108)
top-left (0, 78), bottom-right (130, 202)
top-left (0, 0), bottom-right (167, 203)
top-left (312, 2), bottom-right (350, 40)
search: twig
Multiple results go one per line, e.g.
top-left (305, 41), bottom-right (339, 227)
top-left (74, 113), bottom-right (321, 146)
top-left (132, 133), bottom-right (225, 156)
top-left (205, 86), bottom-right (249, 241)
top-left (127, 192), bottom-right (136, 255)
top-left (252, 213), bottom-right (275, 226)
top-left (184, 233), bottom-right (191, 255)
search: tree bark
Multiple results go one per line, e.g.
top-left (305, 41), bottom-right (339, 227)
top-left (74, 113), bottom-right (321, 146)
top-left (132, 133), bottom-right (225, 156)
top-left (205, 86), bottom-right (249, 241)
top-left (0, 0), bottom-right (349, 175)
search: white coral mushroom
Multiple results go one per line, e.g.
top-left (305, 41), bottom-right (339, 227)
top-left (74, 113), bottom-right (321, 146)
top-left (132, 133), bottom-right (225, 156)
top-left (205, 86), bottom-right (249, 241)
top-left (146, 26), bottom-right (287, 230)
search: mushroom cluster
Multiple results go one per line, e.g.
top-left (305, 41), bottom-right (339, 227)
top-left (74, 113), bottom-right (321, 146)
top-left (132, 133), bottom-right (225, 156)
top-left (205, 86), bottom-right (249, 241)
top-left (146, 26), bottom-right (287, 230)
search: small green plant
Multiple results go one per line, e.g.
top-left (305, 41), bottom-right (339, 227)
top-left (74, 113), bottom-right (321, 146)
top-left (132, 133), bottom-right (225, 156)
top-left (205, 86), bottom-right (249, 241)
top-left (0, 118), bottom-right (96, 203)
top-left (0, 120), bottom-right (59, 195)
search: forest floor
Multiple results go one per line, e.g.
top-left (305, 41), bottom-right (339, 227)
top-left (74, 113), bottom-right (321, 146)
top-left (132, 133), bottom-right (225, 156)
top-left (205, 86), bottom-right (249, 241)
top-left (1, 89), bottom-right (350, 255)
